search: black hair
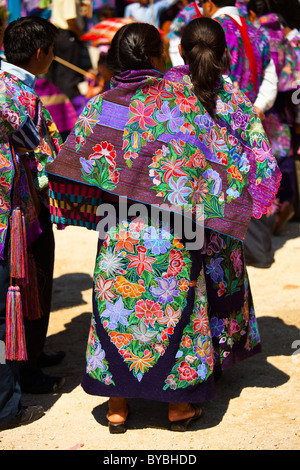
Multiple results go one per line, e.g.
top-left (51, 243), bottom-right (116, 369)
top-left (204, 0), bottom-right (236, 7)
top-left (180, 17), bottom-right (231, 120)
top-left (98, 5), bottom-right (117, 20)
top-left (272, 0), bottom-right (300, 30)
top-left (247, 0), bottom-right (274, 17)
top-left (106, 22), bottom-right (164, 73)
top-left (3, 15), bottom-right (58, 66)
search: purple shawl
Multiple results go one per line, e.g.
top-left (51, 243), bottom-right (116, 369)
top-left (46, 68), bottom-right (281, 241)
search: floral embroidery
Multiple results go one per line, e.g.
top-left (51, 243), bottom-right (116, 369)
top-left (86, 318), bottom-right (115, 385)
top-left (93, 218), bottom-right (193, 382)
top-left (203, 230), bottom-right (261, 365)
top-left (0, 72), bottom-right (62, 259)
top-left (75, 95), bottom-right (102, 150)
top-left (80, 141), bottom-right (120, 190)
top-left (143, 79), bottom-right (174, 109)
top-left (163, 269), bottom-right (214, 390)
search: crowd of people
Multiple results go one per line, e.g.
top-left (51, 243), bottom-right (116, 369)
top-left (0, 0), bottom-right (299, 435)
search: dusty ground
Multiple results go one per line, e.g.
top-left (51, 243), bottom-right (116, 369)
top-left (0, 219), bottom-right (299, 451)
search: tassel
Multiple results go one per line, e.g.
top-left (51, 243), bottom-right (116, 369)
top-left (22, 254), bottom-right (41, 321)
top-left (10, 208), bottom-right (28, 282)
top-left (5, 286), bottom-right (27, 361)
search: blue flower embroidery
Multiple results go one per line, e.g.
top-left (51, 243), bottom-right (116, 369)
top-left (150, 277), bottom-right (180, 304)
top-left (143, 226), bottom-right (171, 255)
top-left (87, 344), bottom-right (106, 371)
top-left (210, 317), bottom-right (225, 337)
top-left (156, 102), bottom-right (184, 133)
top-left (101, 297), bottom-right (134, 329)
top-left (206, 257), bottom-right (224, 283)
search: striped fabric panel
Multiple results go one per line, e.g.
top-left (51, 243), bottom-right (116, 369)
top-left (48, 179), bottom-right (103, 231)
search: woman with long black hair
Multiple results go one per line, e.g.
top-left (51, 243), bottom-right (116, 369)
top-left (46, 21), bottom-right (280, 433)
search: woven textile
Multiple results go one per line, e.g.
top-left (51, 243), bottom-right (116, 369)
top-left (45, 68), bottom-right (270, 402)
top-left (46, 68), bottom-right (280, 241)
top-left (49, 177), bottom-right (102, 230)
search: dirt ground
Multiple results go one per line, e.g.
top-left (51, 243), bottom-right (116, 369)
top-left (0, 219), bottom-right (299, 451)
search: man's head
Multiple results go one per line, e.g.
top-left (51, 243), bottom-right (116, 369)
top-left (201, 0), bottom-right (236, 17)
top-left (3, 16), bottom-right (58, 74)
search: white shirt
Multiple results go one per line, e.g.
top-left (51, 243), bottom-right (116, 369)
top-left (169, 4), bottom-right (203, 66)
top-left (51, 0), bottom-right (91, 30)
top-left (286, 28), bottom-right (300, 42)
top-left (0, 60), bottom-right (36, 88)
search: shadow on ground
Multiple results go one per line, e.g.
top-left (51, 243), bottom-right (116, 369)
top-left (91, 316), bottom-right (296, 431)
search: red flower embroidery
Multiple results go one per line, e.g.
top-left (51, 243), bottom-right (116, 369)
top-left (174, 88), bottom-right (199, 113)
top-left (167, 249), bottom-right (186, 278)
top-left (89, 141), bottom-right (116, 170)
top-left (178, 361), bottom-right (198, 382)
top-left (135, 299), bottom-right (163, 327)
top-left (127, 245), bottom-right (156, 277)
top-left (143, 79), bottom-right (174, 109)
top-left (127, 100), bottom-right (156, 129)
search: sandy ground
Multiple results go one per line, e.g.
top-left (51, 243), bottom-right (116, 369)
top-left (0, 219), bottom-right (299, 451)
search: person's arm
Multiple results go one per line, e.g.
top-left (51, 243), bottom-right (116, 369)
top-left (10, 118), bottom-right (40, 152)
top-left (253, 58), bottom-right (278, 119)
top-left (63, 0), bottom-right (84, 38)
top-left (67, 18), bottom-right (83, 39)
top-left (9, 118), bottom-right (41, 215)
top-left (169, 35), bottom-right (184, 66)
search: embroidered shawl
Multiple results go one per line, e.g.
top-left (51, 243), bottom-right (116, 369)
top-left (289, 30), bottom-right (300, 61)
top-left (0, 71), bottom-right (62, 259)
top-left (165, 65), bottom-right (281, 216)
top-left (254, 13), bottom-right (300, 92)
top-left (214, 15), bottom-right (271, 103)
top-left (46, 68), bottom-right (280, 241)
top-left (168, 6), bottom-right (271, 103)
top-left (168, 1), bottom-right (202, 40)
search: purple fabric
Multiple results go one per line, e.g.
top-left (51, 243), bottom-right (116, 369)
top-left (45, 68), bottom-right (264, 403)
top-left (214, 15), bottom-right (271, 103)
top-left (47, 69), bottom-right (281, 242)
top-left (164, 65), bottom-right (281, 220)
top-left (255, 13), bottom-right (300, 92)
top-left (35, 79), bottom-right (78, 134)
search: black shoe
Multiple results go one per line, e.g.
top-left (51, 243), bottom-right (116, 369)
top-left (169, 404), bottom-right (203, 432)
top-left (21, 371), bottom-right (66, 394)
top-left (0, 406), bottom-right (44, 431)
top-left (37, 351), bottom-right (66, 368)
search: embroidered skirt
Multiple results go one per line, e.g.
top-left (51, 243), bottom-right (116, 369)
top-left (82, 216), bottom-right (261, 403)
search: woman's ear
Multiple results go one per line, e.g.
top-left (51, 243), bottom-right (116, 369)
top-left (35, 48), bottom-right (41, 61)
top-left (178, 43), bottom-right (182, 58)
